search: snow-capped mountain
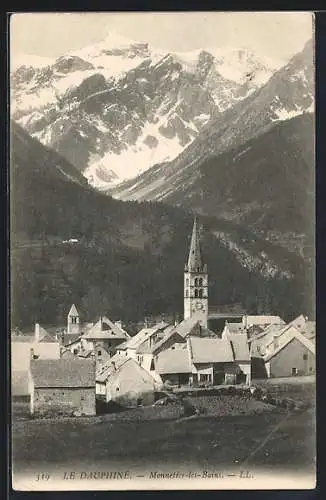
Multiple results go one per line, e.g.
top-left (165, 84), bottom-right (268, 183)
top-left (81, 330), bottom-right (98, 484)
top-left (111, 40), bottom-right (313, 205)
top-left (11, 33), bottom-right (285, 189)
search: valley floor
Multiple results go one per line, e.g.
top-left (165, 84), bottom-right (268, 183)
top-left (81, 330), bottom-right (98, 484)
top-left (12, 386), bottom-right (315, 487)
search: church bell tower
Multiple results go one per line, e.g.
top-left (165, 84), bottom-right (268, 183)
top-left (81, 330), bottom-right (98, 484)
top-left (184, 217), bottom-right (208, 327)
top-left (67, 304), bottom-right (80, 334)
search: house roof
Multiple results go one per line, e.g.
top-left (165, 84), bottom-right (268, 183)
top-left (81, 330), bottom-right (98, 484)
top-left (135, 325), bottom-right (176, 354)
top-left (173, 318), bottom-right (201, 338)
top-left (150, 329), bottom-right (185, 355)
top-left (68, 304), bottom-right (79, 317)
top-left (96, 353), bottom-right (129, 381)
top-left (248, 323), bottom-right (285, 344)
top-left (228, 334), bottom-right (250, 362)
top-left (31, 359), bottom-right (95, 388)
top-left (12, 326), bottom-right (58, 344)
top-left (264, 329), bottom-right (315, 362)
top-left (225, 322), bottom-right (246, 334)
top-left (77, 348), bottom-right (93, 358)
top-left (243, 315), bottom-right (285, 327)
top-left (60, 348), bottom-right (76, 359)
top-left (189, 337), bottom-right (234, 364)
top-left (122, 322), bottom-right (168, 351)
top-left (82, 316), bottom-right (129, 340)
top-left (155, 344), bottom-right (191, 374)
top-left (62, 333), bottom-right (82, 347)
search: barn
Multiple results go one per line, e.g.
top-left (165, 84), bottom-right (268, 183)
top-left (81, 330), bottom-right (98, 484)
top-left (29, 359), bottom-right (96, 416)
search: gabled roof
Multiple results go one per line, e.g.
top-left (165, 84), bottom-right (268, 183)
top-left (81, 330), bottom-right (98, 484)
top-left (155, 344), bottom-right (191, 374)
top-left (264, 329), bottom-right (315, 362)
top-left (151, 329), bottom-right (185, 355)
top-left (96, 353), bottom-right (152, 383)
top-left (248, 323), bottom-right (285, 344)
top-left (173, 318), bottom-right (201, 338)
top-left (62, 333), bottom-right (82, 347)
top-left (243, 315), bottom-right (285, 327)
top-left (122, 322), bottom-right (168, 350)
top-left (135, 325), bottom-right (176, 354)
top-left (68, 304), bottom-right (79, 317)
top-left (228, 334), bottom-right (250, 362)
top-left (31, 359), bottom-right (95, 388)
top-left (12, 326), bottom-right (58, 344)
top-left (83, 316), bottom-right (129, 340)
top-left (189, 337), bottom-right (234, 364)
top-left (225, 322), bottom-right (246, 334)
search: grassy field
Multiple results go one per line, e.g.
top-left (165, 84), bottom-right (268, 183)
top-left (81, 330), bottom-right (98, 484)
top-left (12, 386), bottom-right (315, 475)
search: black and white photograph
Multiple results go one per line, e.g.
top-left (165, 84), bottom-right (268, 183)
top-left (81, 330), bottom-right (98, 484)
top-left (10, 11), bottom-right (315, 490)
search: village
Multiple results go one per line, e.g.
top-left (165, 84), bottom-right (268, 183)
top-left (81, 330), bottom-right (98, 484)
top-left (11, 218), bottom-right (316, 418)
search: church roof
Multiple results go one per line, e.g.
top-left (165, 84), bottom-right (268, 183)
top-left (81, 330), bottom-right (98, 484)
top-left (187, 217), bottom-right (203, 271)
top-left (68, 304), bottom-right (79, 317)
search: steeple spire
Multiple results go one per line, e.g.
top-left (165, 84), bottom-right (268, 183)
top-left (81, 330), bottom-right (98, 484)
top-left (187, 217), bottom-right (203, 271)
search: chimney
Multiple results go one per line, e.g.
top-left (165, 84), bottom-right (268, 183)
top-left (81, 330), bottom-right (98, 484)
top-left (111, 361), bottom-right (116, 371)
top-left (35, 323), bottom-right (40, 343)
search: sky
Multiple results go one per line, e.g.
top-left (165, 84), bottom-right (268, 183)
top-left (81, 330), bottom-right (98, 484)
top-left (10, 12), bottom-right (313, 62)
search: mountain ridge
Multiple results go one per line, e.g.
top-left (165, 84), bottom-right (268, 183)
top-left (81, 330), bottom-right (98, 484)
top-left (11, 34), bottom-right (293, 188)
top-left (11, 123), bottom-right (312, 328)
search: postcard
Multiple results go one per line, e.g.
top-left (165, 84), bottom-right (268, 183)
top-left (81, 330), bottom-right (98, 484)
top-left (10, 11), bottom-right (315, 491)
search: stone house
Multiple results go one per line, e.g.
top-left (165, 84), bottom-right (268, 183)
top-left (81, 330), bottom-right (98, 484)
top-left (187, 337), bottom-right (237, 386)
top-left (96, 354), bottom-right (156, 408)
top-left (12, 324), bottom-right (60, 397)
top-left (249, 320), bottom-right (315, 378)
top-left (154, 343), bottom-right (192, 386)
top-left (81, 316), bottom-right (129, 356)
top-left (116, 322), bottom-right (169, 360)
top-left (29, 359), bottom-right (96, 416)
top-left (263, 329), bottom-right (315, 378)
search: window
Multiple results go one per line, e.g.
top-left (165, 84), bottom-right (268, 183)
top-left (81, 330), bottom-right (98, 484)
top-left (71, 317), bottom-right (77, 324)
top-left (81, 395), bottom-right (85, 401)
top-left (198, 289), bottom-right (203, 298)
top-left (195, 289), bottom-right (199, 298)
top-left (292, 367), bottom-right (298, 376)
top-left (186, 279), bottom-right (189, 287)
top-left (198, 278), bottom-right (203, 287)
top-left (303, 354), bottom-right (308, 360)
top-left (98, 350), bottom-right (102, 356)
top-left (200, 374), bottom-right (209, 381)
top-left (116, 387), bottom-right (120, 392)
top-left (195, 278), bottom-right (199, 287)
top-left (73, 349), bottom-right (78, 355)
top-left (185, 290), bottom-right (188, 298)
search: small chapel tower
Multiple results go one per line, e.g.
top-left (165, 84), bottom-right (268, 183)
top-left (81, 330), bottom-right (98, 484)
top-left (184, 217), bottom-right (208, 327)
top-left (67, 304), bottom-right (80, 334)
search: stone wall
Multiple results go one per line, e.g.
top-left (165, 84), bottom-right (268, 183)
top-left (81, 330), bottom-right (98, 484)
top-left (31, 387), bottom-right (96, 416)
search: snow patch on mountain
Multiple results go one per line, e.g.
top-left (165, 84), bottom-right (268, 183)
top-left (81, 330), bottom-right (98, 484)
top-left (84, 118), bottom-right (184, 189)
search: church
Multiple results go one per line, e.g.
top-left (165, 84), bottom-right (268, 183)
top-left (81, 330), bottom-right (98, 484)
top-left (184, 216), bottom-right (209, 327)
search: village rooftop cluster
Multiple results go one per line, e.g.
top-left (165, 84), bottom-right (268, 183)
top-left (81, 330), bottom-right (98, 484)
top-left (12, 218), bottom-right (315, 417)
